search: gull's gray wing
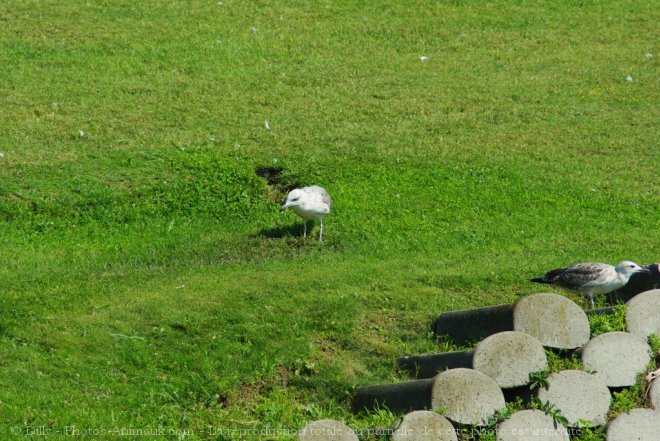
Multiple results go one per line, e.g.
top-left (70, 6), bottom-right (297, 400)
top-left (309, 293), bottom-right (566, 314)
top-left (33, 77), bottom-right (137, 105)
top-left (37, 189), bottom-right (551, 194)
top-left (556, 263), bottom-right (611, 290)
top-left (305, 185), bottom-right (332, 209)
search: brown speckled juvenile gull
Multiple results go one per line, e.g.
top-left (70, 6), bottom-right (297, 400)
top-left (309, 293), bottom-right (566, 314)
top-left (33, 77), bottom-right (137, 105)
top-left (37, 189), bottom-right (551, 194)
top-left (531, 261), bottom-right (650, 308)
top-left (280, 185), bottom-right (332, 240)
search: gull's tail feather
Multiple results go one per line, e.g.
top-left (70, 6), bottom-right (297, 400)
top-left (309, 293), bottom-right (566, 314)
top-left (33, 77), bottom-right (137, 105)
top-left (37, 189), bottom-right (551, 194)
top-left (530, 277), bottom-right (552, 284)
top-left (530, 267), bottom-right (566, 284)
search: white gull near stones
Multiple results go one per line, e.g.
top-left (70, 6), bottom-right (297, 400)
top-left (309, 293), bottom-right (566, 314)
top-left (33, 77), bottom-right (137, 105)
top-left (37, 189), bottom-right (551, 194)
top-left (281, 186), bottom-right (332, 240)
top-left (531, 261), bottom-right (650, 308)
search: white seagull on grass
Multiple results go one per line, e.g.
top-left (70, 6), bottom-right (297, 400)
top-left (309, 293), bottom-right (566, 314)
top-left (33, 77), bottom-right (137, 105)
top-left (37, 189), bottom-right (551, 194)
top-left (531, 261), bottom-right (650, 308)
top-left (280, 186), bottom-right (332, 241)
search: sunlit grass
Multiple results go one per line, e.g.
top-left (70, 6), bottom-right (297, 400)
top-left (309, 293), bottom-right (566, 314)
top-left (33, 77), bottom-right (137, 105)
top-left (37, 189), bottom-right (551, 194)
top-left (0, 0), bottom-right (658, 439)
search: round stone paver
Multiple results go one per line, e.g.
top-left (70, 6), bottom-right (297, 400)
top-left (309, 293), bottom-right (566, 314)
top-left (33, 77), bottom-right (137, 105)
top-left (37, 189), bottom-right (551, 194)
top-left (298, 419), bottom-right (358, 441)
top-left (473, 331), bottom-right (548, 388)
top-left (514, 293), bottom-right (590, 349)
top-left (392, 411), bottom-right (458, 441)
top-left (536, 370), bottom-right (611, 426)
top-left (496, 409), bottom-right (569, 441)
top-left (626, 289), bottom-right (660, 339)
top-left (430, 368), bottom-right (506, 425)
top-left (580, 331), bottom-right (652, 387)
top-left (650, 378), bottom-right (660, 411)
top-left (606, 408), bottom-right (660, 441)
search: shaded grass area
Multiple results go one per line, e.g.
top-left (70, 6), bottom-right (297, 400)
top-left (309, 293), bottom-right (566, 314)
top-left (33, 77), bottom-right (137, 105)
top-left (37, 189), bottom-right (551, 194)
top-left (0, 0), bottom-right (659, 439)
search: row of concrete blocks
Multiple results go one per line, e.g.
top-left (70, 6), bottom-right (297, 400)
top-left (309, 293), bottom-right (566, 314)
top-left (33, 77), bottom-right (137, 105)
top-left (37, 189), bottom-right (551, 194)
top-left (398, 288), bottom-right (660, 387)
top-left (297, 269), bottom-right (660, 439)
top-left (433, 263), bottom-right (660, 346)
top-left (298, 407), bottom-right (660, 441)
top-left (347, 289), bottom-right (660, 439)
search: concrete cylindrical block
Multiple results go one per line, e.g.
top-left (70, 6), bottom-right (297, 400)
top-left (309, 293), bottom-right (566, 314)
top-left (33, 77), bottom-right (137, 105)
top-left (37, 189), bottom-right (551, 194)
top-left (649, 378), bottom-right (660, 410)
top-left (391, 411), bottom-right (458, 441)
top-left (496, 409), bottom-right (569, 441)
top-left (298, 419), bottom-right (358, 441)
top-left (430, 368), bottom-right (506, 425)
top-left (433, 303), bottom-right (514, 345)
top-left (472, 331), bottom-right (548, 388)
top-left (580, 331), bottom-right (652, 387)
top-left (399, 332), bottom-right (547, 386)
top-left (354, 369), bottom-right (505, 425)
top-left (397, 351), bottom-right (474, 379)
top-left (625, 289), bottom-right (660, 339)
top-left (433, 293), bottom-right (590, 349)
top-left (513, 293), bottom-right (590, 349)
top-left (536, 370), bottom-right (611, 426)
top-left (353, 378), bottom-right (435, 414)
top-left (606, 408), bottom-right (660, 441)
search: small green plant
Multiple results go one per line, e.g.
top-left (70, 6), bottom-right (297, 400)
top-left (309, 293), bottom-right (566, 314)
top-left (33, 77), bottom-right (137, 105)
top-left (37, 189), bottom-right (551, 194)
top-left (571, 424), bottom-right (606, 441)
top-left (530, 398), bottom-right (569, 427)
top-left (545, 349), bottom-right (583, 372)
top-left (529, 370), bottom-right (551, 390)
top-left (454, 424), bottom-right (498, 441)
top-left (481, 407), bottom-right (513, 429)
top-left (589, 304), bottom-right (627, 336)
top-left (290, 358), bottom-right (318, 377)
top-left (477, 400), bottom-right (525, 441)
top-left (609, 384), bottom-right (645, 417)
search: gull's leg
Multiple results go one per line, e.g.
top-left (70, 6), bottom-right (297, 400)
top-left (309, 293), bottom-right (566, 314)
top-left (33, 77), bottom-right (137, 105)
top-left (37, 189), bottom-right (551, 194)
top-left (319, 218), bottom-right (323, 241)
top-left (608, 290), bottom-right (620, 305)
top-left (303, 220), bottom-right (307, 238)
top-left (588, 292), bottom-right (594, 309)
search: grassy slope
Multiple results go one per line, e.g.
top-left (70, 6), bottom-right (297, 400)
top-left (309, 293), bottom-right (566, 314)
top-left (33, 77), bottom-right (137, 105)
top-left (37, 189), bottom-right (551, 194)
top-left (0, 0), bottom-right (658, 439)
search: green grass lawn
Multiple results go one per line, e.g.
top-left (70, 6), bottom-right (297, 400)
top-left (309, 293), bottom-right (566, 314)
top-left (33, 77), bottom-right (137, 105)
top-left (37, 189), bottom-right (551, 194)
top-left (1, 0), bottom-right (658, 439)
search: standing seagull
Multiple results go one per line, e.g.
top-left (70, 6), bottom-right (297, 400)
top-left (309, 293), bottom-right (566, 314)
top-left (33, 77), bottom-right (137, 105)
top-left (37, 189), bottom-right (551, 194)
top-left (531, 261), bottom-right (650, 308)
top-left (280, 186), bottom-right (332, 240)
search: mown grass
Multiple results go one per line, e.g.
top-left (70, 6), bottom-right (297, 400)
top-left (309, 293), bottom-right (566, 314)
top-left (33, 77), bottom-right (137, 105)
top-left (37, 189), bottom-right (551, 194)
top-left (0, 0), bottom-right (658, 439)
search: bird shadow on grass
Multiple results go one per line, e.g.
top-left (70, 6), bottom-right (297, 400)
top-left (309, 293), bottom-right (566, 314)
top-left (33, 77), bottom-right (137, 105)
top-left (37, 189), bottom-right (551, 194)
top-left (257, 223), bottom-right (308, 239)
